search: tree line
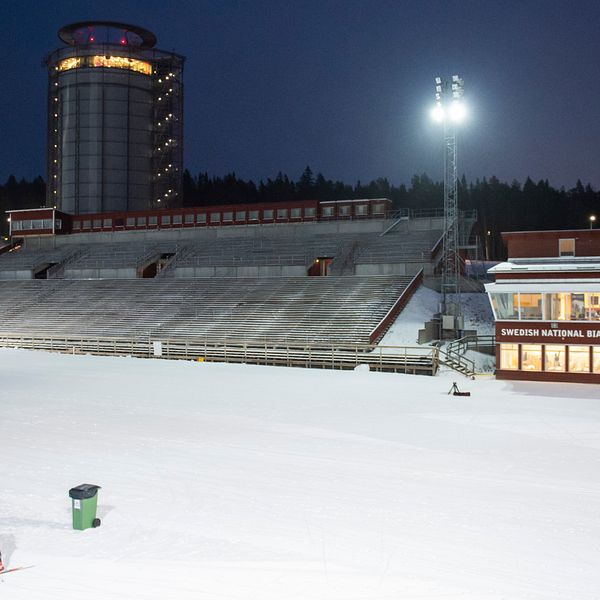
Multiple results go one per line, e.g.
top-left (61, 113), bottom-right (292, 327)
top-left (1, 168), bottom-right (598, 259)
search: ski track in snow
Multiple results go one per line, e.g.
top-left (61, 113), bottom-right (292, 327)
top-left (1, 348), bottom-right (600, 599)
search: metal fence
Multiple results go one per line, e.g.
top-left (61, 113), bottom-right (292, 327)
top-left (0, 333), bottom-right (440, 375)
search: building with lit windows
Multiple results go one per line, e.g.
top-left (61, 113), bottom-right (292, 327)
top-left (45, 21), bottom-right (184, 214)
top-left (486, 229), bottom-right (600, 383)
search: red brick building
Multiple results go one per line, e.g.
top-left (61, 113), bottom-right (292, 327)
top-left (486, 229), bottom-right (600, 384)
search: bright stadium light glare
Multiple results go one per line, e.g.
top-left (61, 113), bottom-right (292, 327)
top-left (431, 75), bottom-right (466, 124)
top-left (449, 100), bottom-right (466, 122)
top-left (431, 103), bottom-right (445, 122)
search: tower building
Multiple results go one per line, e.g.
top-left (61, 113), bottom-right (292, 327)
top-left (45, 21), bottom-right (184, 214)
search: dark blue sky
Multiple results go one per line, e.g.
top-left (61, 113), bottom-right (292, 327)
top-left (1, 0), bottom-right (599, 188)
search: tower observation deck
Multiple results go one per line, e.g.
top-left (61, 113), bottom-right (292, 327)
top-left (45, 21), bottom-right (184, 214)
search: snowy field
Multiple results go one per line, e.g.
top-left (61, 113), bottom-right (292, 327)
top-left (1, 348), bottom-right (600, 599)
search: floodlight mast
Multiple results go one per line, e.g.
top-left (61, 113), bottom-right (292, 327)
top-left (433, 75), bottom-right (465, 332)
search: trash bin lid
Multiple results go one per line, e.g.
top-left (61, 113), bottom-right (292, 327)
top-left (69, 484), bottom-right (101, 499)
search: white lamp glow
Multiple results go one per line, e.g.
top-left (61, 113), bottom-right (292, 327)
top-left (449, 100), bottom-right (466, 122)
top-left (431, 75), bottom-right (466, 124)
top-left (431, 103), bottom-right (445, 122)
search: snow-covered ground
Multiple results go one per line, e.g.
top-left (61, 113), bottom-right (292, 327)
top-left (1, 348), bottom-right (600, 599)
top-left (381, 287), bottom-right (494, 346)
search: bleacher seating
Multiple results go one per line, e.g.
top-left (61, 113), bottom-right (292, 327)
top-left (64, 241), bottom-right (180, 271)
top-left (0, 276), bottom-right (413, 345)
top-left (0, 227), bottom-right (441, 279)
top-left (354, 230), bottom-right (442, 264)
top-left (172, 233), bottom-right (373, 269)
top-left (0, 246), bottom-right (77, 278)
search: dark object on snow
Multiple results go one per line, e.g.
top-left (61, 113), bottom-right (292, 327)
top-left (92, 518), bottom-right (101, 528)
top-left (68, 484), bottom-right (101, 500)
top-left (448, 381), bottom-right (471, 396)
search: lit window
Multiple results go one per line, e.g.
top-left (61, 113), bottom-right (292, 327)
top-left (58, 55), bottom-right (151, 75)
top-left (249, 210), bottom-right (259, 221)
top-left (544, 293), bottom-right (570, 320)
top-left (236, 211), bottom-right (246, 221)
top-left (490, 293), bottom-right (519, 320)
top-left (545, 345), bottom-right (566, 372)
top-left (290, 208), bottom-right (301, 218)
top-left (277, 208), bottom-right (288, 219)
top-left (304, 207), bottom-right (316, 218)
top-left (263, 210), bottom-right (274, 220)
top-left (73, 221), bottom-right (80, 231)
top-left (33, 220), bottom-right (44, 229)
top-left (42, 219), bottom-right (53, 229)
top-left (184, 214), bottom-right (194, 224)
top-left (499, 344), bottom-right (519, 370)
top-left (137, 216), bottom-right (147, 227)
top-left (103, 219), bottom-right (112, 228)
top-left (223, 212), bottom-right (233, 222)
top-left (585, 293), bottom-right (600, 321)
top-left (197, 213), bottom-right (206, 224)
top-left (210, 213), bottom-right (220, 223)
top-left (161, 215), bottom-right (170, 225)
top-left (568, 346), bottom-right (590, 373)
top-left (126, 218), bottom-right (135, 227)
top-left (522, 344), bottom-right (542, 371)
top-left (355, 204), bottom-right (367, 215)
top-left (82, 220), bottom-right (91, 229)
top-left (11, 221), bottom-right (22, 231)
top-left (58, 57), bottom-right (81, 71)
top-left (148, 216), bottom-right (158, 226)
top-left (593, 348), bottom-right (600, 374)
top-left (372, 203), bottom-right (385, 214)
top-left (55, 219), bottom-right (62, 229)
top-left (172, 214), bottom-right (183, 225)
top-left (520, 294), bottom-right (542, 320)
top-left (558, 238), bottom-right (575, 257)
top-left (339, 205), bottom-right (351, 216)
top-left (91, 55), bottom-right (152, 75)
top-left (93, 219), bottom-right (102, 229)
top-left (570, 293), bottom-right (585, 320)
top-left (322, 206), bottom-right (334, 217)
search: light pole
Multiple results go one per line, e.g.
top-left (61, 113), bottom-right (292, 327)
top-left (431, 75), bottom-right (466, 335)
top-left (590, 215), bottom-right (596, 229)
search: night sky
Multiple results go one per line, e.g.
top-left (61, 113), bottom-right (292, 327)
top-left (1, 0), bottom-right (599, 189)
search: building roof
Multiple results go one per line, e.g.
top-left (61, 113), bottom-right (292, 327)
top-left (489, 258), bottom-right (600, 274)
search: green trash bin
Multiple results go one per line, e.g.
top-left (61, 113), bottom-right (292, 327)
top-left (69, 484), bottom-right (101, 530)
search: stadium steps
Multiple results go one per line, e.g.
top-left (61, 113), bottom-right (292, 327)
top-left (0, 276), bottom-right (416, 346)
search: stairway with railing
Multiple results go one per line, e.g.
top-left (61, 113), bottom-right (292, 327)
top-left (440, 334), bottom-right (496, 376)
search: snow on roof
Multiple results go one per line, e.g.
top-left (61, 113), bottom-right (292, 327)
top-left (485, 281), bottom-right (600, 293)
top-left (489, 258), bottom-right (600, 273)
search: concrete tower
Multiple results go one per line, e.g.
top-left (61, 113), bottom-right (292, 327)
top-left (45, 21), bottom-right (184, 214)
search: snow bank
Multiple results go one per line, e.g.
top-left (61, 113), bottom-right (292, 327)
top-left (1, 348), bottom-right (599, 599)
top-left (380, 286), bottom-right (495, 346)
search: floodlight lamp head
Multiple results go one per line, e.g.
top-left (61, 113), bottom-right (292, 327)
top-left (435, 76), bottom-right (442, 84)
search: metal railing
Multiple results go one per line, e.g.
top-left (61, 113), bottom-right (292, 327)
top-left (387, 208), bottom-right (478, 221)
top-left (0, 333), bottom-right (440, 376)
top-left (445, 334), bottom-right (496, 367)
top-left (438, 347), bottom-right (476, 376)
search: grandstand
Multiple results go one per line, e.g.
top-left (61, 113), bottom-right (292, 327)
top-left (0, 201), bottom-right (476, 371)
top-left (0, 225), bottom-right (444, 280)
top-left (0, 276), bottom-right (416, 346)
